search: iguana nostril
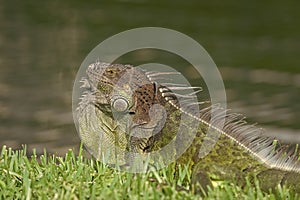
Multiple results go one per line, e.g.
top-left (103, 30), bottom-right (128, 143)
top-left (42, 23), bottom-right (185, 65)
top-left (88, 63), bottom-right (96, 70)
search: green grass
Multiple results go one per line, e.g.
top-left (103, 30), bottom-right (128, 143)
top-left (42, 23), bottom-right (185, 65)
top-left (0, 145), bottom-right (298, 200)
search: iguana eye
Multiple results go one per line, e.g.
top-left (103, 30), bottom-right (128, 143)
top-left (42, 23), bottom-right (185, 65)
top-left (111, 96), bottom-right (129, 112)
top-left (105, 68), bottom-right (117, 77)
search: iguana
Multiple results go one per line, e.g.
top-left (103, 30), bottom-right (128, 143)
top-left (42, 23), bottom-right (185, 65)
top-left (75, 61), bottom-right (300, 193)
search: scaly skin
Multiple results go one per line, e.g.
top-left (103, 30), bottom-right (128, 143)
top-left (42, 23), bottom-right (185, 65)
top-left (75, 61), bottom-right (300, 193)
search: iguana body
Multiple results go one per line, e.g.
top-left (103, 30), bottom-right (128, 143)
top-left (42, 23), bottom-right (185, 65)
top-left (75, 61), bottom-right (300, 193)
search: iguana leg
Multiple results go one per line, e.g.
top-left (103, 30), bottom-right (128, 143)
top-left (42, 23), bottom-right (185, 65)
top-left (256, 169), bottom-right (285, 192)
top-left (191, 169), bottom-right (213, 194)
top-left (257, 169), bottom-right (300, 193)
top-left (191, 160), bottom-right (247, 194)
top-left (281, 171), bottom-right (300, 193)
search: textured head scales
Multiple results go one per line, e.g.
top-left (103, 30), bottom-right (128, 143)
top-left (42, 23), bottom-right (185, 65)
top-left (76, 61), bottom-right (174, 166)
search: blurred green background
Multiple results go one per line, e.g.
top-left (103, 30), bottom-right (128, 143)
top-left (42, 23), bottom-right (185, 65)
top-left (0, 0), bottom-right (299, 155)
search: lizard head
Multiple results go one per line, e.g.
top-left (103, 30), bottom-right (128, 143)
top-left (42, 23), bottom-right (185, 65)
top-left (77, 61), bottom-right (171, 166)
top-left (84, 61), bottom-right (165, 125)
